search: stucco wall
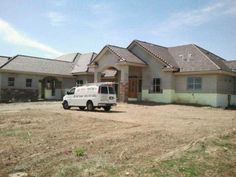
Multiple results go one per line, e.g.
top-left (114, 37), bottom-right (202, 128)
top-left (1, 72), bottom-right (42, 89)
top-left (130, 44), bottom-right (175, 91)
top-left (217, 75), bottom-right (236, 94)
top-left (75, 75), bottom-right (94, 84)
top-left (175, 74), bottom-right (218, 93)
top-left (96, 51), bottom-right (121, 72)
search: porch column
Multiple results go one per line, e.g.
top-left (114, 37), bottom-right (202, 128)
top-left (119, 65), bottom-right (129, 102)
top-left (94, 71), bottom-right (102, 83)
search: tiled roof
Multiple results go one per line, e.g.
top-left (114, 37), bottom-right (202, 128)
top-left (0, 56), bottom-right (10, 67)
top-left (168, 44), bottom-right (232, 72)
top-left (224, 60), bottom-right (236, 70)
top-left (107, 45), bottom-right (146, 65)
top-left (0, 55), bottom-right (75, 76)
top-left (194, 45), bottom-right (231, 72)
top-left (133, 40), bottom-right (178, 68)
top-left (71, 53), bottom-right (97, 74)
top-left (55, 53), bottom-right (80, 62)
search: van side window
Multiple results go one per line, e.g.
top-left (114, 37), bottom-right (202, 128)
top-left (100, 86), bottom-right (108, 94)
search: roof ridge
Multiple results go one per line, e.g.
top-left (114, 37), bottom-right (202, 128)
top-left (225, 60), bottom-right (236, 62)
top-left (106, 44), bottom-right (126, 49)
top-left (192, 45), bottom-right (221, 70)
top-left (134, 39), bottom-right (168, 49)
top-left (193, 45), bottom-right (226, 61)
top-left (133, 40), bottom-right (176, 68)
top-left (0, 55), bottom-right (18, 69)
top-left (168, 43), bottom-right (194, 49)
top-left (0, 55), bottom-right (11, 58)
top-left (16, 54), bottom-right (74, 63)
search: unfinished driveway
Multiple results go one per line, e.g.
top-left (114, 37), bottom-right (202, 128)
top-left (0, 102), bottom-right (235, 177)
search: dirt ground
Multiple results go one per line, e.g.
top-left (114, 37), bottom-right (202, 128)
top-left (0, 102), bottom-right (236, 177)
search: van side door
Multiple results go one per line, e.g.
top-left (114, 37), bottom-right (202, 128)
top-left (99, 86), bottom-right (109, 102)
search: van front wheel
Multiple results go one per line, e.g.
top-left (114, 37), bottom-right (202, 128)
top-left (87, 101), bottom-right (94, 111)
top-left (103, 106), bottom-right (111, 112)
top-left (63, 101), bottom-right (70, 110)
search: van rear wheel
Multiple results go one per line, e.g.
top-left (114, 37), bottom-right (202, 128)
top-left (79, 106), bottom-right (85, 111)
top-left (63, 101), bottom-right (70, 110)
top-left (87, 101), bottom-right (94, 111)
top-left (103, 106), bottom-right (111, 112)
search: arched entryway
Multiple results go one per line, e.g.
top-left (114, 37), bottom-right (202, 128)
top-left (38, 77), bottom-right (62, 100)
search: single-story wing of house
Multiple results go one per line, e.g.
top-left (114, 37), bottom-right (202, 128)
top-left (0, 39), bottom-right (236, 107)
top-left (0, 53), bottom-right (96, 102)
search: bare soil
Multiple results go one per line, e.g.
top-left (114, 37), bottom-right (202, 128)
top-left (0, 102), bottom-right (235, 177)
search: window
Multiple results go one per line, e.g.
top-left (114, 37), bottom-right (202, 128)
top-left (67, 88), bottom-right (75, 95)
top-left (108, 87), bottom-right (115, 94)
top-left (76, 80), bottom-right (83, 86)
top-left (26, 79), bottom-right (32, 87)
top-left (152, 78), bottom-right (161, 93)
top-left (8, 77), bottom-right (15, 87)
top-left (187, 77), bottom-right (202, 90)
top-left (100, 86), bottom-right (108, 94)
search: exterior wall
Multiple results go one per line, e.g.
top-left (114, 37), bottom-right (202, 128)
top-left (217, 75), bottom-right (236, 94)
top-left (175, 75), bottom-right (218, 93)
top-left (0, 72), bottom-right (77, 102)
top-left (130, 44), bottom-right (175, 102)
top-left (75, 75), bottom-right (94, 84)
top-left (174, 74), bottom-right (236, 107)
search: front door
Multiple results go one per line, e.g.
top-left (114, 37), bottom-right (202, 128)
top-left (128, 79), bottom-right (138, 98)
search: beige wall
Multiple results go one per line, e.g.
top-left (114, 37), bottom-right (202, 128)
top-left (175, 74), bottom-right (218, 93)
top-left (1, 72), bottom-right (42, 89)
top-left (0, 72), bottom-right (77, 100)
top-left (75, 75), bottom-right (94, 84)
top-left (217, 75), bottom-right (236, 94)
top-left (129, 44), bottom-right (175, 91)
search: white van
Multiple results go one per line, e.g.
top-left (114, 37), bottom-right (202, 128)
top-left (62, 82), bottom-right (117, 111)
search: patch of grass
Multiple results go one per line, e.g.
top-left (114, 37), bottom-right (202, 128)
top-left (54, 165), bottom-right (82, 177)
top-left (0, 128), bottom-right (32, 141)
top-left (74, 147), bottom-right (86, 157)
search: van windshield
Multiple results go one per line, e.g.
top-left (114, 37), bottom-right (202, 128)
top-left (108, 87), bottom-right (115, 94)
top-left (100, 86), bottom-right (108, 94)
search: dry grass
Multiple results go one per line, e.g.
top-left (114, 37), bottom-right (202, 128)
top-left (0, 102), bottom-right (235, 177)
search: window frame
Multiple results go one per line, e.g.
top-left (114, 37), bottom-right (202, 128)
top-left (76, 80), bottom-right (84, 86)
top-left (151, 78), bottom-right (161, 93)
top-left (187, 77), bottom-right (202, 90)
top-left (8, 77), bottom-right (15, 87)
top-left (25, 78), bottom-right (32, 88)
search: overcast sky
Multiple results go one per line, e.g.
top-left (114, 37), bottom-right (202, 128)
top-left (0, 0), bottom-right (236, 59)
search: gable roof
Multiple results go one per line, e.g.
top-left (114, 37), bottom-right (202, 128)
top-left (193, 45), bottom-right (231, 72)
top-left (71, 52), bottom-right (97, 74)
top-left (0, 56), bottom-right (10, 67)
top-left (129, 40), bottom-right (178, 68)
top-left (0, 55), bottom-right (75, 76)
top-left (90, 45), bottom-right (146, 66)
top-left (106, 45), bottom-right (146, 65)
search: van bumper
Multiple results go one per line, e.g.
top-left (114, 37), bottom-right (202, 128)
top-left (98, 103), bottom-right (117, 106)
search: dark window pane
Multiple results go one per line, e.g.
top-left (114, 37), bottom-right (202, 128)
top-left (108, 87), bottom-right (115, 94)
top-left (101, 87), bottom-right (108, 94)
top-left (26, 79), bottom-right (32, 87)
top-left (8, 77), bottom-right (15, 87)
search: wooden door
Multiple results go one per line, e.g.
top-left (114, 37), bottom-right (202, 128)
top-left (128, 79), bottom-right (138, 98)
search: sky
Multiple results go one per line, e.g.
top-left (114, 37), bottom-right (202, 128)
top-left (0, 0), bottom-right (236, 60)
